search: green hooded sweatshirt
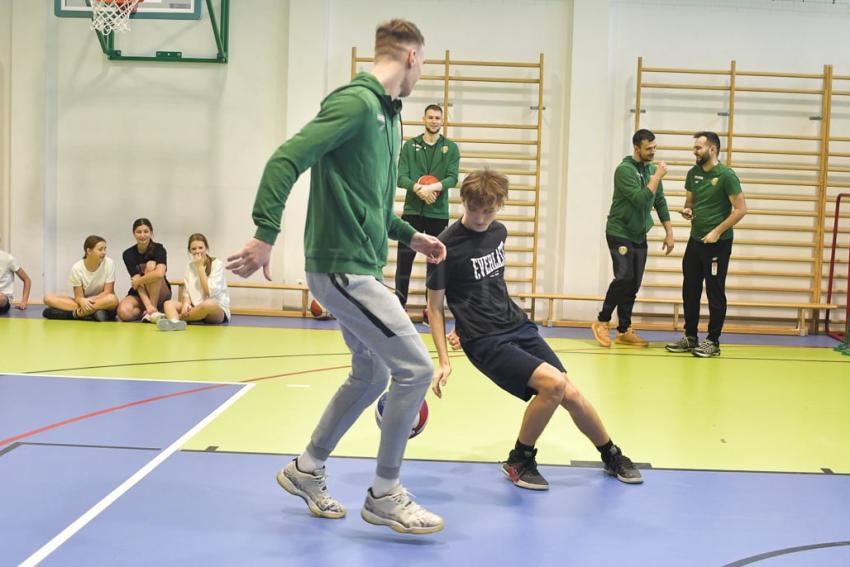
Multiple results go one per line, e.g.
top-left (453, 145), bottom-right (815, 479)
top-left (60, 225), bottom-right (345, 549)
top-left (605, 156), bottom-right (671, 243)
top-left (397, 134), bottom-right (460, 219)
top-left (252, 72), bottom-right (416, 278)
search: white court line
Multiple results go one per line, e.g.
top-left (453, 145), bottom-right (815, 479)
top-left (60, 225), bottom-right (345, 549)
top-left (18, 382), bottom-right (255, 567)
top-left (0, 372), bottom-right (244, 386)
top-left (285, 384), bottom-right (311, 388)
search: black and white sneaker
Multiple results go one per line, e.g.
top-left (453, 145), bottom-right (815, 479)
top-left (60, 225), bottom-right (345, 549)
top-left (501, 448), bottom-right (549, 490)
top-left (665, 335), bottom-right (698, 353)
top-left (603, 452), bottom-right (643, 484)
top-left (692, 339), bottom-right (721, 358)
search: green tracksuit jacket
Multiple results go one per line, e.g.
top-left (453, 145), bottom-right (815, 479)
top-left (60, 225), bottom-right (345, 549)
top-left (252, 73), bottom-right (416, 278)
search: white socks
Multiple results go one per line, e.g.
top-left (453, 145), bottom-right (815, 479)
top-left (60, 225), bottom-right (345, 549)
top-left (296, 451), bottom-right (325, 473)
top-left (371, 476), bottom-right (400, 497)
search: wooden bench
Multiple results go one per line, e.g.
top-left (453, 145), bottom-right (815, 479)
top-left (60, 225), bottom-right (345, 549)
top-left (514, 292), bottom-right (840, 336)
top-left (169, 279), bottom-right (310, 318)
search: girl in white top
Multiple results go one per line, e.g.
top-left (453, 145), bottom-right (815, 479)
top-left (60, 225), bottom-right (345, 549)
top-left (0, 249), bottom-right (31, 315)
top-left (43, 235), bottom-right (119, 321)
top-left (159, 233), bottom-right (230, 330)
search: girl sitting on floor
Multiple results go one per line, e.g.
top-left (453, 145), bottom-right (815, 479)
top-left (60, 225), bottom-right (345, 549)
top-left (43, 235), bottom-right (119, 321)
top-left (158, 233), bottom-right (230, 331)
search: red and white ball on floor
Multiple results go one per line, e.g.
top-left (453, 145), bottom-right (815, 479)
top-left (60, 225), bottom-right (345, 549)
top-left (374, 391), bottom-right (429, 439)
top-left (310, 299), bottom-right (334, 321)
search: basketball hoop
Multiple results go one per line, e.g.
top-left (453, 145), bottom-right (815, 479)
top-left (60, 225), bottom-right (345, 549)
top-left (91, 0), bottom-right (144, 35)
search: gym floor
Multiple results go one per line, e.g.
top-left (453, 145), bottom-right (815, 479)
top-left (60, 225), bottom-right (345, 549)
top-left (2, 310), bottom-right (849, 566)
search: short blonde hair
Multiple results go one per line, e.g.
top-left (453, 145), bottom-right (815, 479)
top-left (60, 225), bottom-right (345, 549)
top-left (375, 19), bottom-right (425, 62)
top-left (459, 170), bottom-right (509, 209)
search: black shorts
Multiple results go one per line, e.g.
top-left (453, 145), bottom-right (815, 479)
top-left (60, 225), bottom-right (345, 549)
top-left (126, 285), bottom-right (172, 311)
top-left (0, 298), bottom-right (10, 315)
top-left (462, 320), bottom-right (567, 402)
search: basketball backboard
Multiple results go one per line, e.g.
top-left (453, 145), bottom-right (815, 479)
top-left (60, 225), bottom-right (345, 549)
top-left (55, 0), bottom-right (202, 20)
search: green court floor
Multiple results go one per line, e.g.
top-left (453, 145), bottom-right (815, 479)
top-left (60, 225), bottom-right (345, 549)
top-left (5, 318), bottom-right (849, 474)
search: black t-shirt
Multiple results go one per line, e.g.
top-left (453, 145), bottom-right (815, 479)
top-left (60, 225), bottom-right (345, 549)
top-left (123, 242), bottom-right (169, 281)
top-left (426, 220), bottom-right (527, 341)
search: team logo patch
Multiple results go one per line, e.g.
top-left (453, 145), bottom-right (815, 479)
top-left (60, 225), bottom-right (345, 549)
top-left (618, 246), bottom-right (628, 256)
top-left (376, 114), bottom-right (385, 123)
top-left (442, 146), bottom-right (448, 154)
top-left (711, 177), bottom-right (719, 186)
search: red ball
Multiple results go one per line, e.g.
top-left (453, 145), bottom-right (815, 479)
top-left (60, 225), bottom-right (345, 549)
top-left (375, 392), bottom-right (429, 438)
top-left (418, 175), bottom-right (440, 186)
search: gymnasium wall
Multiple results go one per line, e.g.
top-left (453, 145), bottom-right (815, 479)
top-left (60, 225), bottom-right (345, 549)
top-left (2, 0), bottom-right (849, 318)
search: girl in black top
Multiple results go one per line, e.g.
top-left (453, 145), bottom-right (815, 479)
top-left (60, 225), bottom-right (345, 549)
top-left (117, 218), bottom-right (172, 322)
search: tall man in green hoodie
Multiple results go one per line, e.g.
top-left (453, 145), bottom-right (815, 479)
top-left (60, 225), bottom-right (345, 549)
top-left (395, 104), bottom-right (460, 320)
top-left (227, 19), bottom-right (446, 535)
top-left (591, 129), bottom-right (674, 348)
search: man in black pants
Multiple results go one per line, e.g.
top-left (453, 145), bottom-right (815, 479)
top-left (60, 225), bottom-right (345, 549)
top-left (666, 131), bottom-right (747, 358)
top-left (395, 104), bottom-right (460, 323)
top-left (592, 129), bottom-right (674, 347)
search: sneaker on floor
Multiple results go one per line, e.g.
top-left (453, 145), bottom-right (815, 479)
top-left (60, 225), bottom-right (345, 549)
top-left (42, 307), bottom-right (74, 320)
top-left (603, 451), bottom-right (643, 484)
top-left (614, 328), bottom-right (649, 347)
top-left (156, 318), bottom-right (187, 332)
top-left (665, 335), bottom-right (698, 353)
top-left (276, 460), bottom-right (346, 519)
top-left (91, 309), bottom-right (115, 322)
top-left (501, 448), bottom-right (549, 490)
top-left (590, 321), bottom-right (612, 347)
top-left (361, 485), bottom-right (444, 535)
top-left (692, 339), bottom-right (721, 358)
top-left (421, 309), bottom-right (430, 328)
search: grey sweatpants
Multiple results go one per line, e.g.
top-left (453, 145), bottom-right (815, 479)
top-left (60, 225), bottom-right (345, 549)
top-left (304, 272), bottom-right (433, 480)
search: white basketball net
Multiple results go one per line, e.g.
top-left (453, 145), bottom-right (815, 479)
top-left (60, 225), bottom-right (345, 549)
top-left (90, 0), bottom-right (144, 35)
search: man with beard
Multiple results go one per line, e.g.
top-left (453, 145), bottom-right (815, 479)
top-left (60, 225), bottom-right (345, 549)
top-left (395, 104), bottom-right (460, 323)
top-left (665, 131), bottom-right (747, 358)
top-left (592, 129), bottom-right (674, 347)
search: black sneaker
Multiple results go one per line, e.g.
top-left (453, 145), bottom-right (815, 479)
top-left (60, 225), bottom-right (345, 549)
top-left (603, 452), bottom-right (643, 484)
top-left (42, 307), bottom-right (74, 320)
top-left (501, 448), bottom-right (549, 490)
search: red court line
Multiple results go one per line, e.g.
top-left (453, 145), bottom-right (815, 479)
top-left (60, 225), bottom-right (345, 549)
top-left (2, 352), bottom-right (466, 448)
top-left (240, 364), bottom-right (353, 384)
top-left (0, 383), bottom-right (228, 448)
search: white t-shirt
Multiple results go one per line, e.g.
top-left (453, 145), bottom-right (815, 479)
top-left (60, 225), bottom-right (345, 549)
top-left (69, 257), bottom-right (116, 297)
top-left (184, 258), bottom-right (230, 319)
top-left (0, 250), bottom-right (21, 298)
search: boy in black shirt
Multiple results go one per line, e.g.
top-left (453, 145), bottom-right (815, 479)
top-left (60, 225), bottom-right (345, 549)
top-left (426, 170), bottom-right (642, 490)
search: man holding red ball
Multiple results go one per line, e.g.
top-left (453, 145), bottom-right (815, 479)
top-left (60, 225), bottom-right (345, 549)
top-left (395, 104), bottom-right (460, 321)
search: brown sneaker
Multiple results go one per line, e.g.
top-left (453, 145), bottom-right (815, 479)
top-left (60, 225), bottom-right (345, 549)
top-left (591, 321), bottom-right (612, 347)
top-left (615, 328), bottom-right (649, 347)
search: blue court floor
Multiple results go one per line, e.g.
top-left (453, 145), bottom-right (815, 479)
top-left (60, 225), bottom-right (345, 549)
top-left (2, 373), bottom-right (849, 566)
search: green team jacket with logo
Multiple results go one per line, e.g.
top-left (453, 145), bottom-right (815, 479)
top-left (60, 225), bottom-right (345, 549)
top-left (685, 163), bottom-right (742, 241)
top-left (605, 156), bottom-right (671, 243)
top-left (397, 134), bottom-right (460, 219)
top-left (252, 72), bottom-right (416, 278)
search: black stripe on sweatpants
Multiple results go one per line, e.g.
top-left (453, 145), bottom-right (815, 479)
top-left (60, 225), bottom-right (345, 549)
top-left (329, 274), bottom-right (396, 338)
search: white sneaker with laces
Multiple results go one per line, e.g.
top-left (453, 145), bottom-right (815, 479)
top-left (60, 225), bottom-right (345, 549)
top-left (156, 318), bottom-right (187, 332)
top-left (276, 460), bottom-right (346, 519)
top-left (361, 485), bottom-right (444, 534)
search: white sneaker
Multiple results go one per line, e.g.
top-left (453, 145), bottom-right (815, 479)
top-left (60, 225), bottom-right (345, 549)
top-left (276, 460), bottom-right (346, 519)
top-left (143, 311), bottom-right (165, 324)
top-left (361, 485), bottom-right (444, 534)
top-left (156, 318), bottom-right (187, 332)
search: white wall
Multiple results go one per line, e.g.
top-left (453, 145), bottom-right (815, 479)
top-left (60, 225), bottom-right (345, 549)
top-left (4, 0), bottom-right (850, 313)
